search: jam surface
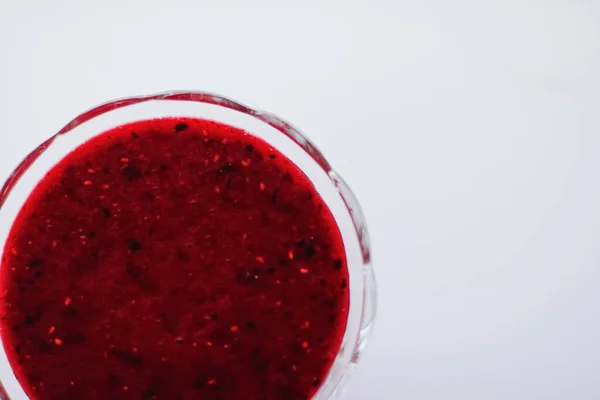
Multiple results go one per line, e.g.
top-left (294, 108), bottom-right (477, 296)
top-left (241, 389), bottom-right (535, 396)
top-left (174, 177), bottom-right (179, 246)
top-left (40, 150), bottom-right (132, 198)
top-left (0, 118), bottom-right (349, 400)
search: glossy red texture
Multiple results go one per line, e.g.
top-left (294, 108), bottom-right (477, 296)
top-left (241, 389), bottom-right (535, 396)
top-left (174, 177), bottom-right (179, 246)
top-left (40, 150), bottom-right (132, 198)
top-left (0, 118), bottom-right (349, 400)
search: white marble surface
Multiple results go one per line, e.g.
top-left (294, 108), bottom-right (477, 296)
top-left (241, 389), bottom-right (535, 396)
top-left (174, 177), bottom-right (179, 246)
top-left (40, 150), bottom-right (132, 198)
top-left (1, 1), bottom-right (600, 399)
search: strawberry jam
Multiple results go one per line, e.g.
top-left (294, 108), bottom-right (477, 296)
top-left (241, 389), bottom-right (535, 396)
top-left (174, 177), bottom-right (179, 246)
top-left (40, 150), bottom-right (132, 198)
top-left (0, 118), bottom-right (349, 400)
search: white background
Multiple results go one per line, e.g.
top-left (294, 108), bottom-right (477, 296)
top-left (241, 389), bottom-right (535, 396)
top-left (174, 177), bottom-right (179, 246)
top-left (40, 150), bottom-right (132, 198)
top-left (2, 1), bottom-right (600, 399)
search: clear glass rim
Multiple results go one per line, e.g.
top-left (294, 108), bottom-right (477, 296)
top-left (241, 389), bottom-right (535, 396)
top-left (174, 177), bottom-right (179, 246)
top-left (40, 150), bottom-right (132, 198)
top-left (0, 90), bottom-right (376, 400)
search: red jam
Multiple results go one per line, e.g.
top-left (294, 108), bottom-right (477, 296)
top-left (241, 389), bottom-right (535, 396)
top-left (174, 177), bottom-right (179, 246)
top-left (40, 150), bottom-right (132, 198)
top-left (0, 118), bottom-right (349, 400)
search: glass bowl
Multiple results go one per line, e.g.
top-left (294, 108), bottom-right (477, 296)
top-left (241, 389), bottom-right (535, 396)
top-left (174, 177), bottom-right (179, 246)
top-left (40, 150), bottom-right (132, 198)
top-left (0, 91), bottom-right (376, 400)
